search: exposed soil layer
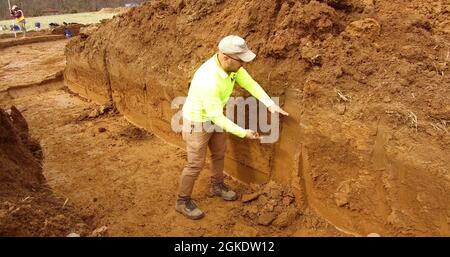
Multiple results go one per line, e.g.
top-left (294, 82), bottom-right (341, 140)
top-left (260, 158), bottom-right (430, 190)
top-left (64, 0), bottom-right (450, 236)
top-left (0, 35), bottom-right (66, 50)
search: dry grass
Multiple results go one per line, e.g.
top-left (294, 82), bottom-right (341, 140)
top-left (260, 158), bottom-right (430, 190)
top-left (336, 89), bottom-right (350, 102)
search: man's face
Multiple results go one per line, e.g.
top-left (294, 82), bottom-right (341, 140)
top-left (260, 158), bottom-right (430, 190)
top-left (219, 53), bottom-right (243, 73)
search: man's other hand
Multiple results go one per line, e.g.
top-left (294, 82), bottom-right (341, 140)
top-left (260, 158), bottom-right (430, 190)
top-left (268, 104), bottom-right (289, 116)
top-left (245, 129), bottom-right (260, 140)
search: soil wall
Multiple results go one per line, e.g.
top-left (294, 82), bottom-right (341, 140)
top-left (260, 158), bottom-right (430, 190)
top-left (64, 0), bottom-right (450, 235)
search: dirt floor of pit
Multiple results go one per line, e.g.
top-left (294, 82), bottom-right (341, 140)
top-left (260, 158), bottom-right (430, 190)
top-left (0, 40), bottom-right (345, 236)
top-left (2, 89), bottom-right (347, 236)
top-left (0, 39), bottom-right (66, 92)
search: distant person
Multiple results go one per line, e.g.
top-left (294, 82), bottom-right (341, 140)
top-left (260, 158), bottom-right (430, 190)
top-left (35, 22), bottom-right (41, 30)
top-left (10, 5), bottom-right (26, 37)
top-left (175, 35), bottom-right (288, 220)
top-left (64, 28), bottom-right (73, 38)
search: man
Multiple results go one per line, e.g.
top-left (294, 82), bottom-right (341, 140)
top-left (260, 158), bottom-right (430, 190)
top-left (176, 35), bottom-right (289, 220)
top-left (10, 5), bottom-right (26, 37)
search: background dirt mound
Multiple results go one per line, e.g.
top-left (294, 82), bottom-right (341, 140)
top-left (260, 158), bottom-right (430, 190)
top-left (0, 106), bottom-right (90, 236)
top-left (65, 0), bottom-right (450, 235)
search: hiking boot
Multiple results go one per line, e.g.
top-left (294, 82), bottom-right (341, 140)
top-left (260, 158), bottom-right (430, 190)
top-left (209, 182), bottom-right (238, 201)
top-left (175, 197), bottom-right (204, 220)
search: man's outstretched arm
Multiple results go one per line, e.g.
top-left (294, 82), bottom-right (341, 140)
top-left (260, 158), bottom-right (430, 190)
top-left (236, 68), bottom-right (289, 116)
top-left (202, 91), bottom-right (261, 139)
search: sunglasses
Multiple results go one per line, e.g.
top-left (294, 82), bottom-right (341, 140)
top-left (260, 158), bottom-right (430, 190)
top-left (225, 54), bottom-right (243, 63)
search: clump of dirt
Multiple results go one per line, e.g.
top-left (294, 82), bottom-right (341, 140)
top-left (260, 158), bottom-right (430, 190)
top-left (0, 106), bottom-right (91, 236)
top-left (119, 125), bottom-right (152, 140)
top-left (233, 181), bottom-right (343, 236)
top-left (240, 181), bottom-right (299, 228)
top-left (74, 103), bottom-right (117, 123)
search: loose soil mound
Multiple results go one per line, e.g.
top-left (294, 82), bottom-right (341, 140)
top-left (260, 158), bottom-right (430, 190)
top-left (0, 106), bottom-right (90, 236)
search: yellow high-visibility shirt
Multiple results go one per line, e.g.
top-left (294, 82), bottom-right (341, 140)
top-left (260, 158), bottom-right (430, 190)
top-left (15, 10), bottom-right (25, 22)
top-left (182, 54), bottom-right (274, 138)
top-left (16, 15), bottom-right (25, 22)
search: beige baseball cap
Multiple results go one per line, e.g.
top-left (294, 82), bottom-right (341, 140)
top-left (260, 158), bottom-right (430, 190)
top-left (218, 35), bottom-right (256, 62)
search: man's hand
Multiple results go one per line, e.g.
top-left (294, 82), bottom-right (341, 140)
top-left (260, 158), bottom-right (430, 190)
top-left (245, 129), bottom-right (260, 140)
top-left (268, 104), bottom-right (289, 116)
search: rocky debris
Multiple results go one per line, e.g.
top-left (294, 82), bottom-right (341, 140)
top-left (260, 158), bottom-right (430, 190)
top-left (273, 208), bottom-right (298, 228)
top-left (241, 192), bottom-right (261, 203)
top-left (98, 127), bottom-right (107, 133)
top-left (344, 18), bottom-right (380, 40)
top-left (241, 181), bottom-right (299, 228)
top-left (257, 212), bottom-right (277, 226)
